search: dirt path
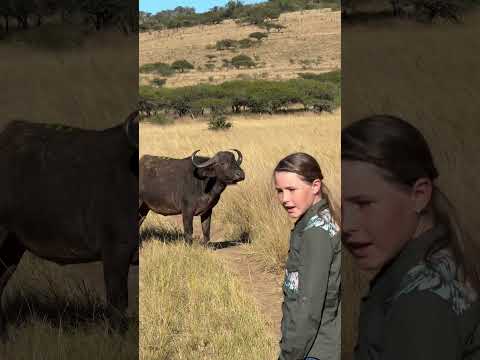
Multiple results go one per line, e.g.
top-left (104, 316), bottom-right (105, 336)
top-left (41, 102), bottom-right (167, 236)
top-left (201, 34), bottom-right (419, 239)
top-left (143, 215), bottom-right (285, 340)
top-left (213, 244), bottom-right (284, 341)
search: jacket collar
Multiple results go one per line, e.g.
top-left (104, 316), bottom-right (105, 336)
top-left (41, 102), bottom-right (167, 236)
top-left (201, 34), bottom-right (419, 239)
top-left (294, 198), bottom-right (329, 231)
top-left (368, 224), bottom-right (449, 301)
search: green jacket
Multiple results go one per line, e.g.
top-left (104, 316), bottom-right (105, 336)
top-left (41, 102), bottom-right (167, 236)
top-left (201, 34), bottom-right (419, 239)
top-left (279, 199), bottom-right (341, 360)
top-left (354, 225), bottom-right (480, 360)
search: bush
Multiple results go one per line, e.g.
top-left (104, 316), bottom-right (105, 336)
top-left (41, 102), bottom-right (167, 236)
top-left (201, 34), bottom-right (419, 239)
top-left (171, 60), bottom-right (194, 73)
top-left (262, 22), bottom-right (286, 32)
top-left (140, 62), bottom-right (175, 76)
top-left (249, 32), bottom-right (268, 41)
top-left (231, 54), bottom-right (256, 68)
top-left (208, 114), bottom-right (232, 130)
top-left (216, 39), bottom-right (238, 50)
top-left (238, 38), bottom-right (255, 49)
top-left (312, 100), bottom-right (334, 113)
top-left (205, 63), bottom-right (215, 70)
top-left (151, 78), bottom-right (167, 87)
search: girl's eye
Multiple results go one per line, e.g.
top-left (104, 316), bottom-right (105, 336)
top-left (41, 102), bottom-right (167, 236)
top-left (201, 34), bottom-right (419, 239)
top-left (357, 200), bottom-right (372, 208)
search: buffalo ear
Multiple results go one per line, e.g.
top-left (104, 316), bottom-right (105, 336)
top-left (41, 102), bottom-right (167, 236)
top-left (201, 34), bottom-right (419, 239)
top-left (196, 165), bottom-right (216, 178)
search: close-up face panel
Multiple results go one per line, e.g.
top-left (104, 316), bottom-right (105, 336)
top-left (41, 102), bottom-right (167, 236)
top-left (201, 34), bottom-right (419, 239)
top-left (342, 4), bottom-right (480, 359)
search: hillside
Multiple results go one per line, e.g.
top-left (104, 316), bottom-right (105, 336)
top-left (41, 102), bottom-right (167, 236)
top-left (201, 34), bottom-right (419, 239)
top-left (139, 9), bottom-right (340, 88)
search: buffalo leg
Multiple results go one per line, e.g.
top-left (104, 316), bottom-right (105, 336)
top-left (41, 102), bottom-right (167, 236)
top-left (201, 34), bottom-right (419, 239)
top-left (182, 209), bottom-right (194, 245)
top-left (200, 209), bottom-right (212, 246)
top-left (102, 243), bottom-right (133, 333)
top-left (0, 231), bottom-right (25, 341)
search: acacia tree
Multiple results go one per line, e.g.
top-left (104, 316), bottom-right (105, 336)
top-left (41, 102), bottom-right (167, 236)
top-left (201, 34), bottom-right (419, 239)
top-left (171, 60), bottom-right (194, 73)
top-left (11, 0), bottom-right (36, 29)
top-left (0, 1), bottom-right (13, 33)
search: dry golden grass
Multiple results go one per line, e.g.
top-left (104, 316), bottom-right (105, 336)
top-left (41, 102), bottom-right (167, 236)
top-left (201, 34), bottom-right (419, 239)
top-left (0, 29), bottom-right (138, 357)
top-left (341, 13), bottom-right (480, 359)
top-left (140, 111), bottom-right (340, 272)
top-left (139, 9), bottom-right (339, 87)
top-left (140, 240), bottom-right (276, 360)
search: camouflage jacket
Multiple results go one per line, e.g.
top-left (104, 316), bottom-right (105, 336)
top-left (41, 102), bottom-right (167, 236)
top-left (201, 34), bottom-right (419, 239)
top-left (279, 199), bottom-right (341, 360)
top-left (354, 225), bottom-right (480, 360)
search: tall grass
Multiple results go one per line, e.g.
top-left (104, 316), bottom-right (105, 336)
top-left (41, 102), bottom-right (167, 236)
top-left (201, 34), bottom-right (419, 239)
top-left (0, 253), bottom-right (138, 359)
top-left (140, 240), bottom-right (276, 360)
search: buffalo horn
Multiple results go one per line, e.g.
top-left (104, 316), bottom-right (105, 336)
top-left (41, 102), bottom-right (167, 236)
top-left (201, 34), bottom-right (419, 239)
top-left (191, 150), bottom-right (216, 168)
top-left (230, 149), bottom-right (243, 166)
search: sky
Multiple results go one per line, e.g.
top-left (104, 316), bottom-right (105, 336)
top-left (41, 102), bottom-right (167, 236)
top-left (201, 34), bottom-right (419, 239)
top-left (140, 0), bottom-right (267, 14)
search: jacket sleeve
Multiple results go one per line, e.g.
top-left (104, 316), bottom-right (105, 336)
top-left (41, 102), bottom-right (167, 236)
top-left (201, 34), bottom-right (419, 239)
top-left (381, 291), bottom-right (462, 360)
top-left (279, 228), bottom-right (333, 360)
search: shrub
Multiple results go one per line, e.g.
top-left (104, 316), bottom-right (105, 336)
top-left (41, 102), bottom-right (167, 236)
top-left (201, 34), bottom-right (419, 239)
top-left (238, 38), bottom-right (255, 49)
top-left (171, 60), bottom-right (194, 73)
top-left (262, 22), bottom-right (286, 32)
top-left (140, 62), bottom-right (174, 76)
top-left (312, 100), bottom-right (334, 113)
top-left (216, 39), bottom-right (238, 50)
top-left (208, 114), bottom-right (232, 130)
top-left (249, 32), bottom-right (268, 41)
top-left (205, 63), bottom-right (215, 70)
top-left (231, 54), bottom-right (256, 68)
top-left (151, 78), bottom-right (167, 87)
top-left (222, 59), bottom-right (231, 68)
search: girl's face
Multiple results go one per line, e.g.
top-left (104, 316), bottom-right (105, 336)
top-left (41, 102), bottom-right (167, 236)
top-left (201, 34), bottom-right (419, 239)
top-left (274, 171), bottom-right (321, 219)
top-left (341, 160), bottom-right (432, 274)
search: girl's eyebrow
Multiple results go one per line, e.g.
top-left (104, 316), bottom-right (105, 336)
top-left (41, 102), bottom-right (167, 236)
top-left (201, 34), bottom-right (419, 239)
top-left (344, 194), bottom-right (372, 202)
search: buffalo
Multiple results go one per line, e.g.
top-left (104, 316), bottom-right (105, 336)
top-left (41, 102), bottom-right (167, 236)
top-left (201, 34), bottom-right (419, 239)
top-left (0, 111), bottom-right (139, 339)
top-left (139, 149), bottom-right (245, 245)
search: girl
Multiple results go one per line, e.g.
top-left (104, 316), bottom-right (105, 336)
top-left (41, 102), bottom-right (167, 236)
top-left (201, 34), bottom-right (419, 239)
top-left (274, 152), bottom-right (341, 360)
top-left (342, 115), bottom-right (480, 359)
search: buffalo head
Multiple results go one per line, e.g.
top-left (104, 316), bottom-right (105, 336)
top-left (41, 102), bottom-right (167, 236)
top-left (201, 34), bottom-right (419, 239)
top-left (191, 149), bottom-right (245, 185)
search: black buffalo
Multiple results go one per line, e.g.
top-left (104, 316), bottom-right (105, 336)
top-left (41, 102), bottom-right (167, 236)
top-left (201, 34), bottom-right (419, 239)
top-left (139, 150), bottom-right (245, 244)
top-left (0, 111), bottom-right (139, 338)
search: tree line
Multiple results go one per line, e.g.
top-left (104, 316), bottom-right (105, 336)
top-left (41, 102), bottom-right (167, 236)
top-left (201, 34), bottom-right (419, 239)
top-left (342, 0), bottom-right (480, 23)
top-left (139, 0), bottom-right (339, 32)
top-left (0, 0), bottom-right (138, 35)
top-left (139, 70), bottom-right (341, 118)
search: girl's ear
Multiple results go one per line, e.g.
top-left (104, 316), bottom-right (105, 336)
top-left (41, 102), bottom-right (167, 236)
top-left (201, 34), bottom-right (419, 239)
top-left (312, 178), bottom-right (322, 196)
top-left (411, 177), bottom-right (433, 213)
